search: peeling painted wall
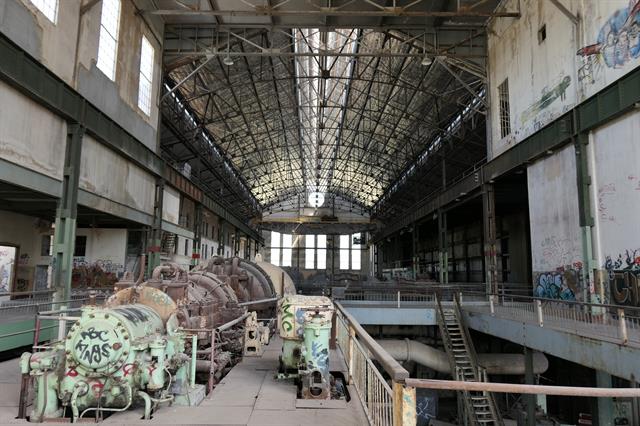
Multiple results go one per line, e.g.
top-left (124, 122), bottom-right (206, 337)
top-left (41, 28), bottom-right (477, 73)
top-left (79, 135), bottom-right (155, 215)
top-left (0, 81), bottom-right (66, 180)
top-left (488, 0), bottom-right (640, 158)
top-left (589, 109), bottom-right (640, 306)
top-left (527, 145), bottom-right (584, 301)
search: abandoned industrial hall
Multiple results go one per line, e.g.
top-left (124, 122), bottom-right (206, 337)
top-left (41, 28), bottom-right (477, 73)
top-left (0, 0), bottom-right (639, 424)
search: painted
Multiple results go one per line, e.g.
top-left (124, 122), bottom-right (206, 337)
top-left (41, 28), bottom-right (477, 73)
top-left (488, 0), bottom-right (640, 158)
top-left (589, 109), bottom-right (640, 305)
top-left (527, 145), bottom-right (584, 301)
top-left (576, 1), bottom-right (640, 70)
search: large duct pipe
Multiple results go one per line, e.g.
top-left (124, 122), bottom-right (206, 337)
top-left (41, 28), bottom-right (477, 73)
top-left (377, 339), bottom-right (548, 375)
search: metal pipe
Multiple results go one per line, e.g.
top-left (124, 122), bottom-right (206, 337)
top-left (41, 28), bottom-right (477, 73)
top-left (377, 339), bottom-right (548, 375)
top-left (238, 297), bottom-right (279, 307)
top-left (218, 312), bottom-right (251, 332)
top-left (190, 335), bottom-right (197, 388)
top-left (405, 378), bottom-right (640, 397)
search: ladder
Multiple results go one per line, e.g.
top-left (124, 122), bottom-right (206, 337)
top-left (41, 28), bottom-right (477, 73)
top-left (435, 294), bottom-right (503, 426)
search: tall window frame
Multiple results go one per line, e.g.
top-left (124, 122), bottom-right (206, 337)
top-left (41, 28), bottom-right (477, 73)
top-left (269, 231), bottom-right (293, 267)
top-left (339, 233), bottom-right (362, 270)
top-left (304, 234), bottom-right (327, 269)
top-left (30, 0), bottom-right (58, 24)
top-left (498, 79), bottom-right (511, 138)
top-left (138, 35), bottom-right (155, 115)
top-left (96, 0), bottom-right (121, 81)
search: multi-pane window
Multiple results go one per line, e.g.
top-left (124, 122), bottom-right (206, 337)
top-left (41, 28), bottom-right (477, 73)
top-left (317, 235), bottom-right (327, 269)
top-left (339, 235), bottom-right (350, 270)
top-left (269, 231), bottom-right (293, 267)
top-left (304, 235), bottom-right (327, 269)
top-left (305, 235), bottom-right (315, 269)
top-left (339, 233), bottom-right (362, 270)
top-left (281, 234), bottom-right (292, 267)
top-left (498, 79), bottom-right (511, 138)
top-left (138, 36), bottom-right (154, 115)
top-left (30, 0), bottom-right (58, 23)
top-left (270, 231), bottom-right (281, 266)
top-left (97, 0), bottom-right (121, 81)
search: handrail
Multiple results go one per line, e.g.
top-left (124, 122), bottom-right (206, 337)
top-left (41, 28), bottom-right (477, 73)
top-left (464, 290), bottom-right (640, 313)
top-left (335, 301), bottom-right (409, 382)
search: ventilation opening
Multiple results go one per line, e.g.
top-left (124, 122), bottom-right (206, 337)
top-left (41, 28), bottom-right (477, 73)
top-left (538, 24), bottom-right (547, 43)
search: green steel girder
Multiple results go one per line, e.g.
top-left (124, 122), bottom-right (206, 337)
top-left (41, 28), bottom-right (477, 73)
top-left (375, 65), bottom-right (640, 243)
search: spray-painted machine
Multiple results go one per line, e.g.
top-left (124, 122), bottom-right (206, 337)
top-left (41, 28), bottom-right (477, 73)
top-left (277, 295), bottom-right (344, 400)
top-left (18, 257), bottom-right (294, 422)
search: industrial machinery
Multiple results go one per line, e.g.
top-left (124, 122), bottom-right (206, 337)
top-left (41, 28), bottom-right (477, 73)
top-left (276, 295), bottom-right (343, 400)
top-left (18, 257), bottom-right (294, 422)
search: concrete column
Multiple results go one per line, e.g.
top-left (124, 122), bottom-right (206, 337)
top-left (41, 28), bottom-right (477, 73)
top-left (595, 371), bottom-right (614, 426)
top-left (53, 123), bottom-right (84, 303)
top-left (147, 177), bottom-right (164, 275)
top-left (524, 347), bottom-right (536, 426)
top-left (438, 210), bottom-right (448, 284)
top-left (482, 183), bottom-right (498, 295)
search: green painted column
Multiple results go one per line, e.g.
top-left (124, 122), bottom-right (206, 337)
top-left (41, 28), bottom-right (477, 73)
top-left (482, 183), bottom-right (498, 295)
top-left (147, 177), bottom-right (164, 276)
top-left (53, 123), bottom-right (84, 304)
top-left (596, 371), bottom-right (614, 426)
top-left (574, 131), bottom-right (598, 304)
top-left (192, 204), bottom-right (202, 268)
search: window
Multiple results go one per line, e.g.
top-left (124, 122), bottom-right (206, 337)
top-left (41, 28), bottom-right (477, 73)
top-left (96, 0), bottom-right (121, 80)
top-left (339, 233), bottom-right (362, 270)
top-left (339, 235), bottom-right (350, 270)
top-left (138, 35), bottom-right (154, 115)
top-left (270, 231), bottom-right (281, 266)
top-left (351, 233), bottom-right (362, 271)
top-left (304, 235), bottom-right (327, 269)
top-left (498, 79), bottom-right (511, 138)
top-left (305, 235), bottom-right (315, 269)
top-left (74, 236), bottom-right (87, 257)
top-left (317, 235), bottom-right (327, 269)
top-left (41, 235), bottom-right (52, 256)
top-left (30, 0), bottom-right (58, 23)
top-left (184, 238), bottom-right (189, 256)
top-left (281, 234), bottom-right (293, 267)
top-left (538, 24), bottom-right (547, 44)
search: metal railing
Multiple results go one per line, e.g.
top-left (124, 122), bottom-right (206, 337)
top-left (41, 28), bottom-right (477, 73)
top-left (335, 302), bottom-right (415, 426)
top-left (462, 291), bottom-right (640, 347)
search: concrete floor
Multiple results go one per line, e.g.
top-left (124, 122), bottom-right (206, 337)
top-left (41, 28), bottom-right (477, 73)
top-left (0, 338), bottom-right (369, 425)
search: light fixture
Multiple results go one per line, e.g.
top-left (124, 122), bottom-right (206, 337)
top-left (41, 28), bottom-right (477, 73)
top-left (421, 56), bottom-right (432, 66)
top-left (420, 31), bottom-right (432, 66)
top-left (223, 31), bottom-right (234, 66)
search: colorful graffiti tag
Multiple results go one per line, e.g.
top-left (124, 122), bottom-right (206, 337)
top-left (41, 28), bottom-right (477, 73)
top-left (605, 249), bottom-right (640, 306)
top-left (577, 0), bottom-right (640, 70)
top-left (534, 266), bottom-right (580, 301)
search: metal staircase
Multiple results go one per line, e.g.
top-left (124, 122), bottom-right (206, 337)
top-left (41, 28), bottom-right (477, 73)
top-left (435, 294), bottom-right (503, 426)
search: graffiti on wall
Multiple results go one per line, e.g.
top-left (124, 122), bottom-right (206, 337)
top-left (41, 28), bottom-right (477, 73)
top-left (520, 75), bottom-right (572, 126)
top-left (577, 0), bottom-right (640, 79)
top-left (534, 264), bottom-right (582, 301)
top-left (605, 248), bottom-right (640, 306)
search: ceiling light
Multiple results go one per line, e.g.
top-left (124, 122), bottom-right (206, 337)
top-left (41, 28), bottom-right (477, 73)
top-left (223, 55), bottom-right (234, 66)
top-left (421, 56), bottom-right (432, 66)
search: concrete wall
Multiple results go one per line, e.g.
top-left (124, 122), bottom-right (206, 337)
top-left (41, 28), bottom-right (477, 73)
top-left (527, 145), bottom-right (584, 301)
top-left (0, 81), bottom-right (66, 180)
top-left (80, 135), bottom-right (155, 216)
top-left (589, 109), bottom-right (640, 306)
top-left (488, 0), bottom-right (640, 158)
top-left (162, 186), bottom-right (180, 225)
